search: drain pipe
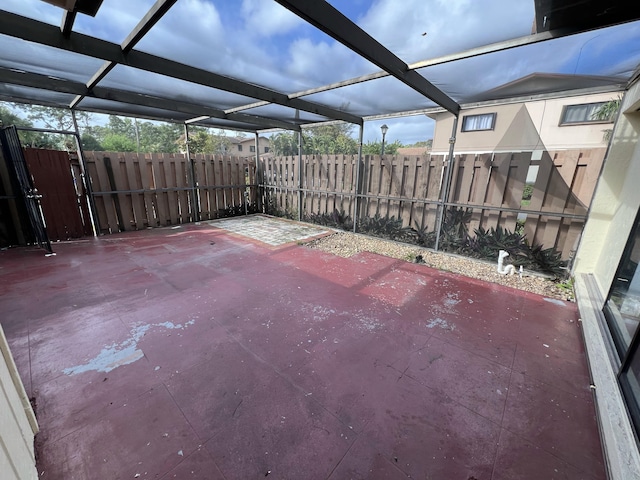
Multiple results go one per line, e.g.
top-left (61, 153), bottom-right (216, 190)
top-left (71, 110), bottom-right (100, 236)
top-left (353, 124), bottom-right (364, 233)
top-left (434, 116), bottom-right (458, 251)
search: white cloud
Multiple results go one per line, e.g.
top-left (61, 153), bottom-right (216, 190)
top-left (358, 0), bottom-right (534, 63)
top-left (241, 0), bottom-right (304, 37)
top-left (364, 117), bottom-right (435, 145)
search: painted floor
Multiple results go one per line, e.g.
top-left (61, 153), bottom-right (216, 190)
top-left (1, 216), bottom-right (605, 480)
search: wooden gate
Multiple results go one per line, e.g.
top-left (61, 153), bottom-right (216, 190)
top-left (23, 148), bottom-right (92, 241)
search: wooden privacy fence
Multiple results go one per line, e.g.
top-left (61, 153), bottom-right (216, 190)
top-left (261, 148), bottom-right (605, 259)
top-left (84, 151), bottom-right (257, 233)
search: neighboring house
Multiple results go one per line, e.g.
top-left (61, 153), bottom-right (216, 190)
top-left (425, 74), bottom-right (624, 261)
top-left (429, 73), bottom-right (624, 155)
top-left (228, 136), bottom-right (271, 157)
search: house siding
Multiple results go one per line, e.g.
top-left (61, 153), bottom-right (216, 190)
top-left (0, 325), bottom-right (38, 480)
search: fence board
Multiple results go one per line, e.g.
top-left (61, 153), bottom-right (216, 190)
top-left (122, 154), bottom-right (146, 230)
top-left (150, 154), bottom-right (170, 226)
top-left (108, 153), bottom-right (134, 230)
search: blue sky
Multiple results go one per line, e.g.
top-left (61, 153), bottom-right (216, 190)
top-left (4, 0), bottom-right (640, 144)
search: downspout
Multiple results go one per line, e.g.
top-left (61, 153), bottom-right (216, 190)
top-left (434, 115), bottom-right (458, 251)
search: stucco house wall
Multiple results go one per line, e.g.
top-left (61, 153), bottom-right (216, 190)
top-left (431, 91), bottom-right (620, 154)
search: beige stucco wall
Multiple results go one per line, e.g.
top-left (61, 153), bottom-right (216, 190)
top-left (0, 325), bottom-right (38, 480)
top-left (431, 91), bottom-right (620, 154)
top-left (574, 81), bottom-right (640, 296)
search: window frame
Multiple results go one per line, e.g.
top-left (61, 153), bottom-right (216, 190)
top-left (460, 113), bottom-right (497, 132)
top-left (237, 144), bottom-right (243, 152)
top-left (559, 101), bottom-right (612, 126)
top-left (249, 145), bottom-right (256, 152)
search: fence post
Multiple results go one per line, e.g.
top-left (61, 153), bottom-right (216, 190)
top-left (298, 131), bottom-right (302, 221)
top-left (184, 124), bottom-right (200, 222)
top-left (352, 124), bottom-right (364, 233)
top-left (434, 116), bottom-right (459, 251)
top-left (254, 132), bottom-right (261, 213)
top-left (71, 110), bottom-right (100, 236)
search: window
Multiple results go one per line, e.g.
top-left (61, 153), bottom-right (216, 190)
top-left (560, 102), bottom-right (610, 125)
top-left (264, 147), bottom-right (269, 153)
top-left (249, 145), bottom-right (255, 152)
top-left (461, 113), bottom-right (496, 132)
top-left (605, 208), bottom-right (640, 441)
top-left (604, 209), bottom-right (640, 357)
top-left (237, 145), bottom-right (243, 152)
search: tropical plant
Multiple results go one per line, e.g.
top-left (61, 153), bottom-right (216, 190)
top-left (593, 97), bottom-right (621, 142)
top-left (304, 209), bottom-right (353, 230)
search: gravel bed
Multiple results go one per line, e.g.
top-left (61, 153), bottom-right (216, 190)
top-left (305, 231), bottom-right (573, 301)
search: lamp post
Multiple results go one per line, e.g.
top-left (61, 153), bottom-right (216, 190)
top-left (380, 124), bottom-right (388, 155)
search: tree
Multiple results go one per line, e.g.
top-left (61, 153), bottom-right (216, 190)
top-left (361, 139), bottom-right (403, 155)
top-left (0, 104), bottom-right (58, 148)
top-left (303, 123), bottom-right (358, 155)
top-left (138, 122), bottom-right (182, 153)
top-left (101, 133), bottom-right (136, 152)
top-left (408, 139), bottom-right (432, 149)
top-left (81, 133), bottom-right (103, 151)
top-left (186, 127), bottom-right (232, 154)
top-left (271, 131), bottom-right (299, 156)
top-left (24, 106), bottom-right (93, 150)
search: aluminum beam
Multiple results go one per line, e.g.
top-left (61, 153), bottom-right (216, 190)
top-left (274, 0), bottom-right (460, 115)
top-left (70, 0), bottom-right (178, 108)
top-left (60, 10), bottom-right (77, 37)
top-left (225, 29), bottom-right (569, 115)
top-left (0, 68), bottom-right (300, 131)
top-left (0, 11), bottom-right (362, 126)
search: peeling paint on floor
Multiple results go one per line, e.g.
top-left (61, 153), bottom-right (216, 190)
top-left (63, 319), bottom-right (197, 375)
top-left (426, 317), bottom-right (456, 331)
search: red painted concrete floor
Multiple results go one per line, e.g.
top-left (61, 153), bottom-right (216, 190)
top-left (1, 222), bottom-right (604, 480)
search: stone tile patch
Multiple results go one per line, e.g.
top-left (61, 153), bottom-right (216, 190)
top-left (209, 215), bottom-right (330, 246)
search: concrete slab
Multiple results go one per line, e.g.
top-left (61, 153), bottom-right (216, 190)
top-left (0, 217), bottom-right (606, 480)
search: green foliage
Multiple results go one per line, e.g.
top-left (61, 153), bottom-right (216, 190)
top-left (438, 207), bottom-right (472, 252)
top-left (303, 123), bottom-right (359, 155)
top-left (271, 131), bottom-right (299, 156)
top-left (218, 202), bottom-right (259, 219)
top-left (466, 226), bottom-right (528, 259)
top-left (101, 133), bottom-right (136, 152)
top-left (304, 209), bottom-right (353, 230)
top-left (526, 243), bottom-right (567, 276)
top-left (272, 123), bottom-right (359, 156)
top-left (361, 139), bottom-right (403, 155)
top-left (407, 139), bottom-right (433, 148)
top-left (1, 104), bottom-right (73, 149)
top-left (593, 97), bottom-right (621, 142)
top-left (187, 127), bottom-right (231, 154)
top-left (357, 214), bottom-right (414, 242)
top-left (522, 184), bottom-right (534, 201)
top-left (81, 133), bottom-right (103, 151)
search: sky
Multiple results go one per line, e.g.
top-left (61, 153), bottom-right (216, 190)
top-left (3, 0), bottom-right (640, 145)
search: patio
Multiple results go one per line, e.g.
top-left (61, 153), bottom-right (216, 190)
top-left (0, 216), bottom-right (604, 479)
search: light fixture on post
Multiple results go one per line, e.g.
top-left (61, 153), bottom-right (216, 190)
top-left (380, 124), bottom-right (388, 155)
